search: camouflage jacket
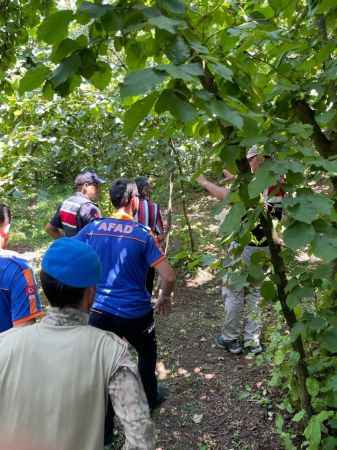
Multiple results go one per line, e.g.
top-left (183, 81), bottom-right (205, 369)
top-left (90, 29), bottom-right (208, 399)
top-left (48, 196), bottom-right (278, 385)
top-left (42, 307), bottom-right (156, 450)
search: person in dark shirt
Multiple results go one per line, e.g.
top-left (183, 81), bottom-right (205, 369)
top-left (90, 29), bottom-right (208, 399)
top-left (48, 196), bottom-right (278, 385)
top-left (45, 171), bottom-right (105, 239)
top-left (197, 146), bottom-right (284, 355)
top-left (135, 176), bottom-right (165, 294)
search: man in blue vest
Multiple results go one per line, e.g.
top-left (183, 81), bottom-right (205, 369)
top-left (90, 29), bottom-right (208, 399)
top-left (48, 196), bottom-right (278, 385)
top-left (0, 204), bottom-right (44, 332)
top-left (45, 171), bottom-right (105, 238)
top-left (75, 178), bottom-right (175, 412)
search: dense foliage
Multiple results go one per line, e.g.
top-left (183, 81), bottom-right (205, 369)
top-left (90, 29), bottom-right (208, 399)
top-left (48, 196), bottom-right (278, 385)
top-left (3, 0), bottom-right (337, 448)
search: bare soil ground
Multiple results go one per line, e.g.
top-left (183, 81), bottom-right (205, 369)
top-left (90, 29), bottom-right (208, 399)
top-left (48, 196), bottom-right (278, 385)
top-left (153, 273), bottom-right (281, 450)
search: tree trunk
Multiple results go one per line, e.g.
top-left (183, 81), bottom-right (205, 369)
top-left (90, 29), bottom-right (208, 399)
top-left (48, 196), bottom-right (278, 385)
top-left (164, 172), bottom-right (174, 255)
top-left (260, 213), bottom-right (312, 418)
top-left (169, 140), bottom-right (196, 254)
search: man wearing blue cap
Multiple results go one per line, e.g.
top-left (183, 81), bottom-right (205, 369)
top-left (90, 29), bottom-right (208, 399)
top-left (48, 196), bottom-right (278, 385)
top-left (45, 170), bottom-right (105, 238)
top-left (0, 238), bottom-right (155, 450)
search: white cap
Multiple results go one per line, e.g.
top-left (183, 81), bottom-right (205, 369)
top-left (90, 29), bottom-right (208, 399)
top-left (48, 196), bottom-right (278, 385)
top-left (246, 145), bottom-right (258, 159)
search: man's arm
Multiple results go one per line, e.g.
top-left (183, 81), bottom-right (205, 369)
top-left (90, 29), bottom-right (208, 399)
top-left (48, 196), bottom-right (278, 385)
top-left (46, 206), bottom-right (64, 239)
top-left (45, 223), bottom-right (64, 239)
top-left (153, 259), bottom-right (175, 315)
top-left (79, 203), bottom-right (101, 227)
top-left (109, 355), bottom-right (155, 450)
top-left (196, 175), bottom-right (231, 201)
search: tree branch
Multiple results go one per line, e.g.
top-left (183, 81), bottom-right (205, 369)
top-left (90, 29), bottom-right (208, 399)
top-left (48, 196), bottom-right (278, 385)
top-left (293, 99), bottom-right (336, 158)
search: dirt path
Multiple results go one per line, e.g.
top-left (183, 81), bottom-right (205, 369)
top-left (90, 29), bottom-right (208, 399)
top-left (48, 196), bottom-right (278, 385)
top-left (154, 273), bottom-right (281, 450)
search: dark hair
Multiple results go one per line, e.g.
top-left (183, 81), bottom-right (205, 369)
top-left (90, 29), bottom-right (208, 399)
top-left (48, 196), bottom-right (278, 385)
top-left (40, 271), bottom-right (86, 308)
top-left (0, 204), bottom-right (11, 226)
top-left (109, 178), bottom-right (137, 208)
top-left (135, 176), bottom-right (150, 200)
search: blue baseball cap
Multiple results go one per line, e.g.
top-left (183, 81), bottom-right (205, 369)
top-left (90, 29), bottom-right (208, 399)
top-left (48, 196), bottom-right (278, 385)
top-left (42, 238), bottom-right (101, 288)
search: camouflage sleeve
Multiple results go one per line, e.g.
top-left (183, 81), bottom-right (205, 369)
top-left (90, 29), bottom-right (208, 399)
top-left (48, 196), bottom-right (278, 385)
top-left (79, 203), bottom-right (101, 226)
top-left (109, 353), bottom-right (155, 450)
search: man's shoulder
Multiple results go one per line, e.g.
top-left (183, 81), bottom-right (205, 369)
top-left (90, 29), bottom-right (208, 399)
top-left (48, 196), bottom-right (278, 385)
top-left (0, 252), bottom-right (30, 272)
top-left (136, 221), bottom-right (152, 234)
top-left (0, 323), bottom-right (36, 343)
top-left (85, 325), bottom-right (129, 356)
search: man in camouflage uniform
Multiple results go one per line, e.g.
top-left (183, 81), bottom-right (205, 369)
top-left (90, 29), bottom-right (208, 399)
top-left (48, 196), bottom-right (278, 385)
top-left (0, 238), bottom-right (155, 450)
top-left (45, 171), bottom-right (104, 238)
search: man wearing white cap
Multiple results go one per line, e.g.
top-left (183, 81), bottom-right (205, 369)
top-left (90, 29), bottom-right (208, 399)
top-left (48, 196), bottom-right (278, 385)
top-left (197, 146), bottom-right (284, 355)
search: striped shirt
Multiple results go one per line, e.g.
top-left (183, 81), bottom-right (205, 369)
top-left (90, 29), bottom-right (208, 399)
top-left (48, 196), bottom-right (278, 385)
top-left (135, 199), bottom-right (164, 236)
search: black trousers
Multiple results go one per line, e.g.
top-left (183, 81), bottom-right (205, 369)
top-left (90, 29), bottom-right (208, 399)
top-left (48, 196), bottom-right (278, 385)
top-left (146, 267), bottom-right (156, 296)
top-left (89, 309), bottom-right (158, 409)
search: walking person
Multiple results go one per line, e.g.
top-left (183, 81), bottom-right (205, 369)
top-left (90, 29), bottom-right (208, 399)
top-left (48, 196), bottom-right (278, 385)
top-left (0, 204), bottom-right (44, 332)
top-left (45, 171), bottom-right (105, 238)
top-left (197, 146), bottom-right (284, 355)
top-left (135, 176), bottom-right (165, 295)
top-left (75, 178), bottom-right (175, 411)
top-left (0, 238), bottom-right (155, 450)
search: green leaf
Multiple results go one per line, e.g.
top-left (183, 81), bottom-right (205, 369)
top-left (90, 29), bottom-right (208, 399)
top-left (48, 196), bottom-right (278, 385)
top-left (165, 35), bottom-right (190, 64)
top-left (261, 280), bottom-right (277, 301)
top-left (283, 222), bottom-right (315, 250)
top-left (101, 11), bottom-right (123, 32)
top-left (287, 286), bottom-right (314, 309)
top-left (248, 263), bottom-right (264, 281)
top-left (322, 437), bottom-right (337, 450)
top-left (208, 63), bottom-right (233, 81)
top-left (316, 0), bottom-right (337, 14)
top-left (274, 349), bottom-right (285, 365)
top-left (148, 15), bottom-right (185, 34)
top-left (157, 63), bottom-right (203, 81)
top-left (123, 92), bottom-right (157, 137)
top-left (51, 36), bottom-right (87, 63)
top-left (248, 166), bottom-right (277, 199)
top-left (42, 80), bottom-right (54, 100)
top-left (326, 375), bottom-right (337, 392)
top-left (306, 378), bottom-right (320, 397)
top-left (157, 0), bottom-right (185, 15)
top-left (320, 328), bottom-right (337, 353)
top-left (311, 234), bottom-right (337, 263)
top-left (79, 48), bottom-right (97, 79)
top-left (201, 254), bottom-right (217, 267)
top-left (292, 410), bottom-right (305, 423)
top-left (284, 193), bottom-right (333, 224)
top-left (224, 270), bottom-right (248, 290)
top-left (220, 203), bottom-right (246, 235)
top-left (19, 65), bottom-right (51, 95)
top-left (120, 69), bottom-right (167, 98)
top-left (37, 10), bottom-right (74, 46)
top-left (156, 90), bottom-right (198, 123)
top-left (253, 5), bottom-right (274, 18)
top-left (90, 62), bottom-right (111, 89)
top-left (288, 122), bottom-right (313, 138)
top-left (208, 99), bottom-right (243, 129)
top-left (79, 1), bottom-right (112, 18)
top-left (304, 411), bottom-right (334, 450)
top-left (126, 41), bottom-right (146, 70)
top-left (50, 53), bottom-right (81, 88)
